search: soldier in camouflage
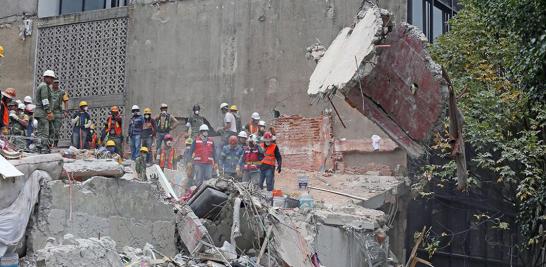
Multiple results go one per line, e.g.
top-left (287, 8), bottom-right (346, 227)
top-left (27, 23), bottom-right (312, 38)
top-left (34, 70), bottom-right (55, 153)
top-left (50, 77), bottom-right (69, 147)
top-left (9, 103), bottom-right (29, 150)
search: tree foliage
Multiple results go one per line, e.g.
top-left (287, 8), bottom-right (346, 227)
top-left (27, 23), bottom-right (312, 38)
top-left (424, 0), bottom-right (546, 263)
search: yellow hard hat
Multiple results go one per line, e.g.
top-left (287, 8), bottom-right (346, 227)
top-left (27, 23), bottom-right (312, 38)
top-left (79, 101), bottom-right (88, 107)
top-left (144, 107), bottom-right (152, 115)
top-left (0, 46), bottom-right (4, 58)
top-left (185, 137), bottom-right (193, 145)
top-left (106, 140), bottom-right (116, 147)
top-left (90, 123), bottom-right (95, 130)
top-left (140, 146), bottom-right (149, 153)
top-left (229, 105), bottom-right (238, 111)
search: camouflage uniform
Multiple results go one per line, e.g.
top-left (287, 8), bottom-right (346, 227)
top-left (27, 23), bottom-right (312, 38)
top-left (187, 114), bottom-right (204, 138)
top-left (9, 112), bottom-right (29, 150)
top-left (34, 82), bottom-right (53, 151)
top-left (135, 155), bottom-right (147, 181)
top-left (50, 88), bottom-right (67, 146)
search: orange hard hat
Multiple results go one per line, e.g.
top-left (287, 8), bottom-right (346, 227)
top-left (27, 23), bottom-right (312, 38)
top-left (1, 88), bottom-right (16, 99)
top-left (228, 135), bottom-right (238, 145)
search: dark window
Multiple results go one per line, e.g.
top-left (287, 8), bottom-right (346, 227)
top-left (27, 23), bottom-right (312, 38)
top-left (408, 0), bottom-right (458, 42)
top-left (60, 0), bottom-right (83, 15)
top-left (84, 0), bottom-right (105, 11)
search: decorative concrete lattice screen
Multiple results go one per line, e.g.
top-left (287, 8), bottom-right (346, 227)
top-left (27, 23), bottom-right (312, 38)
top-left (35, 17), bottom-right (128, 146)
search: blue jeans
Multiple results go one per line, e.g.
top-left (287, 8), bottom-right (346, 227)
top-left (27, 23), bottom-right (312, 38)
top-left (193, 163), bottom-right (213, 187)
top-left (142, 135), bottom-right (153, 162)
top-left (72, 128), bottom-right (89, 149)
top-left (259, 167), bottom-right (275, 191)
top-left (130, 135), bottom-right (142, 160)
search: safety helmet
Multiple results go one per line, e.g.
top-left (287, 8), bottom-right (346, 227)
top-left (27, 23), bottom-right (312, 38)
top-left (106, 140), bottom-right (116, 147)
top-left (110, 106), bottom-right (119, 113)
top-left (131, 105), bottom-right (140, 111)
top-left (0, 46), bottom-right (4, 58)
top-left (15, 99), bottom-right (23, 105)
top-left (229, 105), bottom-right (238, 111)
top-left (144, 107), bottom-right (152, 115)
top-left (24, 96), bottom-right (32, 103)
top-left (220, 103), bottom-right (229, 109)
top-left (263, 132), bottom-right (273, 141)
top-left (248, 134), bottom-right (257, 143)
top-left (238, 131), bottom-right (248, 139)
top-left (18, 103), bottom-right (25, 110)
top-left (258, 120), bottom-right (266, 127)
top-left (1, 88), bottom-right (16, 99)
top-left (25, 104), bottom-right (36, 113)
top-left (164, 134), bottom-right (173, 141)
top-left (43, 70), bottom-right (55, 78)
top-left (79, 101), bottom-right (88, 107)
top-left (185, 137), bottom-right (193, 145)
top-left (193, 104), bottom-right (201, 111)
top-left (140, 147), bottom-right (149, 153)
top-left (251, 112), bottom-right (260, 120)
top-left (199, 124), bottom-right (209, 131)
top-left (228, 135), bottom-right (238, 145)
top-left (160, 103), bottom-right (168, 109)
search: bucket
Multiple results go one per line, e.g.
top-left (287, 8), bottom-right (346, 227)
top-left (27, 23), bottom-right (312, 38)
top-left (0, 252), bottom-right (19, 267)
top-left (272, 196), bottom-right (286, 208)
top-left (299, 193), bottom-right (314, 209)
top-left (272, 189), bottom-right (283, 197)
top-left (298, 176), bottom-right (309, 190)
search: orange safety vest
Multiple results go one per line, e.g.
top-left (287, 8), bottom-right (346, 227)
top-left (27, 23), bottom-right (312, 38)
top-left (248, 121), bottom-right (258, 134)
top-left (261, 143), bottom-right (277, 166)
top-left (106, 116), bottom-right (123, 136)
top-left (1, 102), bottom-right (8, 127)
top-left (193, 138), bottom-right (214, 164)
top-left (160, 147), bottom-right (176, 170)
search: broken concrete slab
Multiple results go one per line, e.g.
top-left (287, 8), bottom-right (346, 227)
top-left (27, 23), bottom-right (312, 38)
top-left (62, 159), bottom-right (124, 180)
top-left (36, 236), bottom-right (122, 267)
top-left (308, 3), bottom-right (448, 158)
top-left (175, 205), bottom-right (209, 255)
top-left (27, 176), bottom-right (176, 256)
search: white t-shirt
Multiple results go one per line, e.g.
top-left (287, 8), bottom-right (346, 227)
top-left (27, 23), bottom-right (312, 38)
top-left (224, 112), bottom-right (237, 133)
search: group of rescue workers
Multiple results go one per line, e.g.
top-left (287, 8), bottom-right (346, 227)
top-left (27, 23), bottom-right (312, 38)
top-left (0, 69), bottom-right (282, 191)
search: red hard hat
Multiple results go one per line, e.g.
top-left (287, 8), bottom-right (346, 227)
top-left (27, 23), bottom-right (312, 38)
top-left (164, 134), bottom-right (173, 141)
top-left (228, 135), bottom-right (238, 145)
top-left (263, 132), bottom-right (273, 140)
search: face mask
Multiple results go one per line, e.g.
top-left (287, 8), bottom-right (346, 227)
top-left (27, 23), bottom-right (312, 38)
top-left (133, 111), bottom-right (139, 116)
top-left (194, 110), bottom-right (199, 115)
top-left (265, 141), bottom-right (271, 146)
top-left (83, 107), bottom-right (89, 112)
top-left (107, 147), bottom-right (115, 153)
top-left (202, 131), bottom-right (208, 137)
top-left (145, 114), bottom-right (150, 119)
top-left (166, 141), bottom-right (173, 146)
top-left (161, 110), bottom-right (167, 115)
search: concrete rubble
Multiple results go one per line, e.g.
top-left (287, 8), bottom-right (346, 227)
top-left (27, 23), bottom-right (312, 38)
top-left (308, 2), bottom-right (449, 158)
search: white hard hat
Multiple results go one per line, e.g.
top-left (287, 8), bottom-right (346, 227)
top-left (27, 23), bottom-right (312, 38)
top-left (131, 105), bottom-right (140, 111)
top-left (238, 131), bottom-right (248, 138)
top-left (258, 120), bottom-right (266, 127)
top-left (24, 96), bottom-right (32, 103)
top-left (220, 103), bottom-right (229, 109)
top-left (248, 134), bottom-right (257, 143)
top-left (18, 103), bottom-right (25, 110)
top-left (199, 124), bottom-right (209, 131)
top-left (160, 103), bottom-right (168, 108)
top-left (43, 70), bottom-right (55, 78)
top-left (251, 112), bottom-right (260, 120)
top-left (15, 100), bottom-right (22, 105)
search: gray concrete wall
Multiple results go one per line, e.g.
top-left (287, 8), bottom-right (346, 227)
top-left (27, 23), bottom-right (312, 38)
top-left (0, 0), bottom-right (37, 18)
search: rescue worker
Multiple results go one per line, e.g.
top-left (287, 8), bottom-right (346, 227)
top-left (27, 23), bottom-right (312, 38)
top-left (155, 103), bottom-right (179, 158)
top-left (35, 70), bottom-right (55, 153)
top-left (50, 77), bottom-right (69, 147)
top-left (159, 134), bottom-right (178, 170)
top-left (99, 139), bottom-right (122, 164)
top-left (220, 135), bottom-right (243, 179)
top-left (259, 132), bottom-right (282, 191)
top-left (256, 120), bottom-right (266, 141)
top-left (9, 103), bottom-right (29, 150)
top-left (237, 131), bottom-right (248, 146)
top-left (71, 101), bottom-right (92, 149)
top-left (135, 146), bottom-right (149, 181)
top-left (23, 96), bottom-right (32, 107)
top-left (221, 102), bottom-right (237, 140)
top-left (24, 104), bottom-right (36, 148)
top-left (128, 105), bottom-right (144, 160)
top-left (0, 88), bottom-right (16, 134)
top-left (229, 105), bottom-right (242, 133)
top-left (188, 124), bottom-right (217, 186)
top-left (88, 123), bottom-right (99, 149)
top-left (245, 112), bottom-right (260, 135)
top-left (142, 107), bottom-right (156, 163)
top-left (103, 106), bottom-right (123, 155)
top-left (186, 104), bottom-right (206, 138)
top-left (240, 134), bottom-right (263, 185)
top-left (183, 137), bottom-right (194, 185)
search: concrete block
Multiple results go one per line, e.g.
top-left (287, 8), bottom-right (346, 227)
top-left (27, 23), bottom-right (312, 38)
top-left (36, 236), bottom-right (123, 267)
top-left (63, 159), bottom-right (124, 180)
top-left (175, 205), bottom-right (209, 255)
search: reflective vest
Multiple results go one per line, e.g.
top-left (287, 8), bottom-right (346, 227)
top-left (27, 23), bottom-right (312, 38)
top-left (193, 138), bottom-right (214, 164)
top-left (1, 102), bottom-right (8, 127)
top-left (106, 116), bottom-right (122, 136)
top-left (242, 145), bottom-right (260, 171)
top-left (248, 121), bottom-right (258, 134)
top-left (160, 147), bottom-right (176, 170)
top-left (158, 113), bottom-right (172, 132)
top-left (261, 143), bottom-right (277, 166)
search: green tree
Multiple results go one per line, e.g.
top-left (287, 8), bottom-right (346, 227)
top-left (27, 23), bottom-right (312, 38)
top-left (422, 0), bottom-right (546, 264)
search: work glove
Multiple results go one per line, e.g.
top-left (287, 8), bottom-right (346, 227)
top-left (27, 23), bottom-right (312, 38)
top-left (276, 166), bottom-right (281, 174)
top-left (47, 112), bottom-right (54, 121)
top-left (71, 116), bottom-right (79, 125)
